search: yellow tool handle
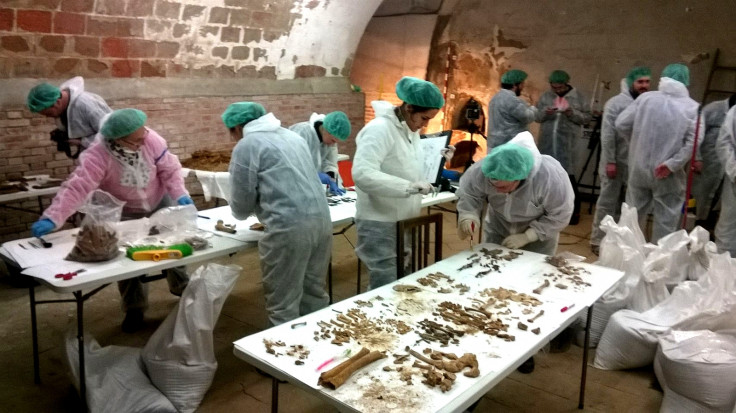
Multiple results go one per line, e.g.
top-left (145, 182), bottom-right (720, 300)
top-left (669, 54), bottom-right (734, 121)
top-left (131, 250), bottom-right (183, 261)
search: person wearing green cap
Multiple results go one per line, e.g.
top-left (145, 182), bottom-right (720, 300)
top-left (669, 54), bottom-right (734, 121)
top-left (289, 111), bottom-right (352, 195)
top-left (691, 94), bottom-right (735, 228)
top-left (456, 131), bottom-right (572, 374)
top-left (31, 108), bottom-right (192, 332)
top-left (224, 102), bottom-right (332, 327)
top-left (590, 67), bottom-right (652, 254)
top-left (26, 76), bottom-right (112, 158)
top-left (615, 63), bottom-right (702, 243)
top-left (352, 76), bottom-right (452, 289)
top-left (535, 70), bottom-right (592, 225)
top-left (715, 104), bottom-right (736, 258)
top-left (487, 69), bottom-right (538, 148)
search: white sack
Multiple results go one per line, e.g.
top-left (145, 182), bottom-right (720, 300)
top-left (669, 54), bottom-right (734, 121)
top-left (142, 263), bottom-right (241, 413)
top-left (655, 330), bottom-right (736, 412)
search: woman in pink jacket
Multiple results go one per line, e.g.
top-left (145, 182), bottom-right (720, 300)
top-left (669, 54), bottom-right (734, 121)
top-left (31, 108), bottom-right (193, 332)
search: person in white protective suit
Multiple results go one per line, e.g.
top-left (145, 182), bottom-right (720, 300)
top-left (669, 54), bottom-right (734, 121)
top-left (536, 70), bottom-right (592, 225)
top-left (352, 76), bottom-right (453, 290)
top-left (590, 67), bottom-right (652, 254)
top-left (456, 131), bottom-right (574, 255)
top-left (456, 131), bottom-right (573, 376)
top-left (289, 111), bottom-right (352, 195)
top-left (615, 63), bottom-right (702, 243)
top-left (223, 102), bottom-right (332, 327)
top-left (27, 76), bottom-right (112, 157)
top-left (487, 69), bottom-right (537, 149)
top-left (692, 94), bottom-right (736, 226)
top-left (715, 105), bottom-right (736, 258)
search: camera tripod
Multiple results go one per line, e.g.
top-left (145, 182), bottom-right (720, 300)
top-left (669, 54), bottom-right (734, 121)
top-left (576, 114), bottom-right (602, 213)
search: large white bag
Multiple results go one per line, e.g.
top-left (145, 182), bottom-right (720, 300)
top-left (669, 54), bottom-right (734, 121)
top-left (593, 310), bottom-right (669, 370)
top-left (142, 263), bottom-right (241, 413)
top-left (654, 330), bottom-right (736, 412)
top-left (687, 226), bottom-right (717, 281)
top-left (65, 333), bottom-right (177, 413)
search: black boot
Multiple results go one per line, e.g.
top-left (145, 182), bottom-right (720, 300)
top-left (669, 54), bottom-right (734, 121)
top-left (121, 309), bottom-right (144, 333)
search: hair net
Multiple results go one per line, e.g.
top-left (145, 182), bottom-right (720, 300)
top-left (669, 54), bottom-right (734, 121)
top-left (481, 143), bottom-right (534, 181)
top-left (395, 76), bottom-right (445, 109)
top-left (549, 70), bottom-right (570, 84)
top-left (222, 102), bottom-right (266, 128)
top-left (661, 63), bottom-right (690, 86)
top-left (323, 111), bottom-right (351, 141)
top-left (101, 108), bottom-right (147, 140)
top-left (27, 83), bottom-right (61, 113)
top-left (501, 69), bottom-right (527, 85)
top-left (625, 66), bottom-right (652, 87)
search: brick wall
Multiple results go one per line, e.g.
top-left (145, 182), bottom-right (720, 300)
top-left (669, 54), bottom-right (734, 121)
top-left (0, 0), bottom-right (376, 79)
top-left (0, 91), bottom-right (364, 242)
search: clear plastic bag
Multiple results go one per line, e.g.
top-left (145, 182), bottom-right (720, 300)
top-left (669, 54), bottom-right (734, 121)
top-left (66, 190), bottom-right (124, 262)
top-left (126, 205), bottom-right (212, 251)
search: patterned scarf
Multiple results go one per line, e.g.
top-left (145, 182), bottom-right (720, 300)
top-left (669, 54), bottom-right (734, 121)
top-left (107, 140), bottom-right (151, 188)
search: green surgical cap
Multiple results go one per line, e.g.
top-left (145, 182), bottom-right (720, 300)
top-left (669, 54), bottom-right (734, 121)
top-left (501, 69), bottom-right (527, 85)
top-left (221, 102), bottom-right (266, 128)
top-left (549, 70), bottom-right (570, 84)
top-left (27, 83), bottom-right (61, 113)
top-left (625, 66), bottom-right (652, 87)
top-left (395, 76), bottom-right (445, 109)
top-left (481, 143), bottom-right (534, 181)
top-left (101, 109), bottom-right (147, 140)
top-left (662, 63), bottom-right (690, 86)
top-left (323, 111), bottom-right (351, 141)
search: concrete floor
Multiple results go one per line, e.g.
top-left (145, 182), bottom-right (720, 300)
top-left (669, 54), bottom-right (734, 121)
top-left (0, 200), bottom-right (664, 412)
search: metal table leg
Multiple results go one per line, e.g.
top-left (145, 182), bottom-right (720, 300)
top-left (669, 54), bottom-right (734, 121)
top-left (579, 304), bottom-right (594, 409)
top-left (271, 377), bottom-right (279, 413)
top-left (74, 291), bottom-right (87, 412)
top-left (29, 284), bottom-right (40, 384)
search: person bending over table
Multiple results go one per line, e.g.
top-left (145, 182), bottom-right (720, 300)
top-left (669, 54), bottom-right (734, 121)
top-left (223, 102), bottom-right (332, 327)
top-left (31, 108), bottom-right (193, 333)
top-left (289, 111), bottom-right (352, 195)
top-left (455, 131), bottom-right (573, 374)
top-left (352, 76), bottom-right (454, 290)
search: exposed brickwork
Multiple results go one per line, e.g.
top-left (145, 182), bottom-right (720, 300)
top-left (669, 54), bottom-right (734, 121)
top-left (73, 35), bottom-right (99, 57)
top-left (0, 9), bottom-right (13, 31)
top-left (295, 65), bottom-right (327, 78)
top-left (0, 93), bottom-right (364, 241)
top-left (53, 12), bottom-right (86, 35)
top-left (61, 0), bottom-right (94, 13)
top-left (1, 36), bottom-right (31, 53)
top-left (128, 0), bottom-right (155, 17)
top-left (17, 10), bottom-right (53, 33)
top-left (39, 35), bottom-right (66, 53)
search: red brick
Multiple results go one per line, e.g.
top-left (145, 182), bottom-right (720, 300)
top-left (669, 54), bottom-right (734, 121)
top-left (141, 60), bottom-right (165, 77)
top-left (250, 11), bottom-right (273, 28)
top-left (86, 59), bottom-right (109, 74)
top-left (73, 36), bottom-right (98, 56)
top-left (61, 0), bottom-right (94, 13)
top-left (39, 35), bottom-right (66, 52)
top-left (102, 37), bottom-right (128, 58)
top-left (53, 58), bottom-right (80, 74)
top-left (17, 10), bottom-right (52, 33)
top-left (86, 16), bottom-right (116, 36)
top-left (242, 28), bottom-right (261, 43)
top-left (209, 7), bottom-right (229, 24)
top-left (54, 12), bottom-right (85, 34)
top-left (0, 9), bottom-right (13, 31)
top-left (182, 5), bottom-right (205, 20)
top-left (128, 0), bottom-right (154, 17)
top-left (155, 1), bottom-right (181, 19)
top-left (111, 59), bottom-right (139, 77)
top-left (127, 38), bottom-right (156, 58)
top-left (230, 10), bottom-right (250, 26)
top-left (295, 65), bottom-right (326, 78)
top-left (1, 36), bottom-right (30, 53)
top-left (117, 18), bottom-right (144, 37)
top-left (221, 26), bottom-right (239, 42)
top-left (156, 41), bottom-right (179, 58)
top-left (96, 0), bottom-right (125, 15)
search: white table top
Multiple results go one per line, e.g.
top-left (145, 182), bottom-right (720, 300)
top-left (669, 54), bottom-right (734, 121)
top-left (233, 245), bottom-right (624, 413)
top-left (0, 183), bottom-right (60, 204)
top-left (3, 228), bottom-right (246, 293)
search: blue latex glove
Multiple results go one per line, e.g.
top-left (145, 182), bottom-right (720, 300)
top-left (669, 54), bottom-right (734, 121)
top-left (318, 172), bottom-right (332, 185)
top-left (31, 218), bottom-right (55, 237)
top-left (177, 195), bottom-right (194, 205)
top-left (318, 172), bottom-right (345, 195)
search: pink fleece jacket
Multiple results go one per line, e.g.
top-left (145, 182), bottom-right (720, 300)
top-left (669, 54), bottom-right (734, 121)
top-left (43, 128), bottom-right (188, 227)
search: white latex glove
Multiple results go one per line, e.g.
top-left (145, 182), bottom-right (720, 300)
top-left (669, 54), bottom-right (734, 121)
top-left (440, 145), bottom-right (456, 162)
top-left (407, 181), bottom-right (433, 195)
top-left (457, 218), bottom-right (479, 240)
top-left (501, 228), bottom-right (539, 249)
